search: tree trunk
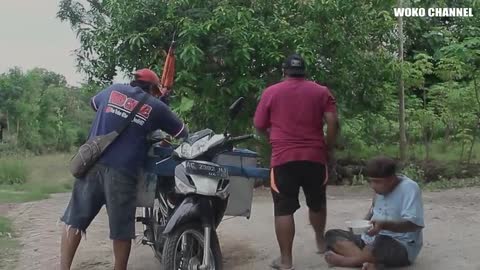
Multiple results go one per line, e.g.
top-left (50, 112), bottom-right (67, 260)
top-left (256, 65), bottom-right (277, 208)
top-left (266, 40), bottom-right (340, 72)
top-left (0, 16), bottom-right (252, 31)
top-left (474, 73), bottom-right (480, 112)
top-left (5, 111), bottom-right (9, 131)
top-left (424, 129), bottom-right (430, 161)
top-left (467, 129), bottom-right (477, 164)
top-left (460, 143), bottom-right (465, 164)
top-left (470, 75), bottom-right (480, 164)
top-left (442, 122), bottom-right (450, 152)
top-left (397, 0), bottom-right (407, 161)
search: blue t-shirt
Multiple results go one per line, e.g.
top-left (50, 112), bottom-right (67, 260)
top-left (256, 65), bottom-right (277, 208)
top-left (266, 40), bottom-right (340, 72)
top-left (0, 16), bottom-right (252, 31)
top-left (89, 84), bottom-right (188, 176)
top-left (361, 175), bottom-right (425, 263)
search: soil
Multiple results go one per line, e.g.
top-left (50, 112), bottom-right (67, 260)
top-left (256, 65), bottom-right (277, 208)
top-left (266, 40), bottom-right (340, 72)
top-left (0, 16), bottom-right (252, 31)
top-left (5, 186), bottom-right (480, 270)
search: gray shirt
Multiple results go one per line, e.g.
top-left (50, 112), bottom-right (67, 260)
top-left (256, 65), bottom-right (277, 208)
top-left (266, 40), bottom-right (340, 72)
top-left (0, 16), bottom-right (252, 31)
top-left (362, 175), bottom-right (425, 263)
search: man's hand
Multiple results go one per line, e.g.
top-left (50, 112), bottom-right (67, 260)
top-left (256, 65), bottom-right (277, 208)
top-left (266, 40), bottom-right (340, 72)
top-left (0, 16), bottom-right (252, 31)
top-left (160, 87), bottom-right (171, 96)
top-left (367, 220), bottom-right (384, 236)
top-left (327, 149), bottom-right (336, 169)
top-left (368, 220), bottom-right (422, 235)
top-left (255, 128), bottom-right (270, 139)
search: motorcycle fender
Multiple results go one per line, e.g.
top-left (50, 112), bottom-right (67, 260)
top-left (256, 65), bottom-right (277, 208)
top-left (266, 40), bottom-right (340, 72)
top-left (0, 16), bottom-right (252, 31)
top-left (163, 196), bottom-right (213, 235)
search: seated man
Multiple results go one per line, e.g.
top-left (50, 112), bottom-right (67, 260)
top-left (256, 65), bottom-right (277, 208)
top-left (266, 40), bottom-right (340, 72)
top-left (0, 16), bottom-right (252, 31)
top-left (324, 156), bottom-right (424, 270)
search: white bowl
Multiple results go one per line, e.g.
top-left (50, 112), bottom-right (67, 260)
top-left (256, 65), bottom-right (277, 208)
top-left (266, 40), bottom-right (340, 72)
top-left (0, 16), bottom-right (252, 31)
top-left (346, 220), bottom-right (372, 235)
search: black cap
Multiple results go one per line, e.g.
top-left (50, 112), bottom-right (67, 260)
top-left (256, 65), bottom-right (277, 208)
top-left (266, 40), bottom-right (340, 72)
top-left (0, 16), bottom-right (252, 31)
top-left (282, 53), bottom-right (306, 76)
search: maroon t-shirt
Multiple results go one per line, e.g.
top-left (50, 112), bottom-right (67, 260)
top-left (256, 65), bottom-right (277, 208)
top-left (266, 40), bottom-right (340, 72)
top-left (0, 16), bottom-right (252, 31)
top-left (254, 77), bottom-right (337, 167)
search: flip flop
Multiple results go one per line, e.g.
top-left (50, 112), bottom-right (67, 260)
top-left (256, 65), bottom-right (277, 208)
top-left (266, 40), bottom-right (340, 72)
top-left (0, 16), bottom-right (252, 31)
top-left (270, 258), bottom-right (295, 270)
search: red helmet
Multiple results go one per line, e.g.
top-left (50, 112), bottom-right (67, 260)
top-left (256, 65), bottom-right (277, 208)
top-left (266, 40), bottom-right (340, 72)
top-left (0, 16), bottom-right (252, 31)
top-left (133, 68), bottom-right (161, 93)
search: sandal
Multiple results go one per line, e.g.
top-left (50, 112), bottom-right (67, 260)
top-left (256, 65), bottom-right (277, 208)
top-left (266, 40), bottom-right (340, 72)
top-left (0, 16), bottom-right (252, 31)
top-left (270, 257), bottom-right (295, 270)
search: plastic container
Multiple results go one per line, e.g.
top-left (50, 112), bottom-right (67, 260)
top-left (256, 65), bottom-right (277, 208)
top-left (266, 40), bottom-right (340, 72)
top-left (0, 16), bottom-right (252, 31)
top-left (346, 220), bottom-right (372, 235)
top-left (214, 148), bottom-right (260, 218)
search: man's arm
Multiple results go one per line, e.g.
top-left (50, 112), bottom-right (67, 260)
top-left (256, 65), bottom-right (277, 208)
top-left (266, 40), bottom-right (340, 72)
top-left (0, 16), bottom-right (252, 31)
top-left (367, 220), bottom-right (422, 236)
top-left (155, 102), bottom-right (189, 140)
top-left (364, 197), bottom-right (375, 220)
top-left (381, 221), bottom-right (423, 232)
top-left (255, 128), bottom-right (270, 138)
top-left (90, 87), bottom-right (111, 112)
top-left (90, 96), bottom-right (99, 112)
top-left (364, 208), bottom-right (373, 221)
top-left (323, 89), bottom-right (338, 150)
top-left (253, 91), bottom-right (271, 136)
top-left (324, 112), bottom-right (338, 150)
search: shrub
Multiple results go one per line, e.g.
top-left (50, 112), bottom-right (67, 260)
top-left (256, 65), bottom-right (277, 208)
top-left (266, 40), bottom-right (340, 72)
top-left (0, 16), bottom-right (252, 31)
top-left (0, 158), bottom-right (28, 185)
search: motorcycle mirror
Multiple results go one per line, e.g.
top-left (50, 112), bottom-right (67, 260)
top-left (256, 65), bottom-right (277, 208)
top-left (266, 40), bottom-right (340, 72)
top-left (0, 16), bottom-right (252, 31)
top-left (229, 97), bottom-right (245, 120)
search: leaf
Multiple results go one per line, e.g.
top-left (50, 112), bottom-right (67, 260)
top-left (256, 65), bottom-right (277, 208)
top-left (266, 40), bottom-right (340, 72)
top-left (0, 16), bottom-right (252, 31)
top-left (177, 96), bottom-right (194, 113)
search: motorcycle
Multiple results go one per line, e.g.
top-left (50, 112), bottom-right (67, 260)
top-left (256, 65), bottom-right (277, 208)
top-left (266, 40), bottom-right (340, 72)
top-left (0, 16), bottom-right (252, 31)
top-left (137, 97), bottom-right (269, 270)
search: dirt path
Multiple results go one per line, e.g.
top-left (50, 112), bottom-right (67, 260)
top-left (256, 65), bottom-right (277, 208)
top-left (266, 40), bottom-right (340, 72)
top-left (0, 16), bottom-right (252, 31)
top-left (6, 186), bottom-right (480, 270)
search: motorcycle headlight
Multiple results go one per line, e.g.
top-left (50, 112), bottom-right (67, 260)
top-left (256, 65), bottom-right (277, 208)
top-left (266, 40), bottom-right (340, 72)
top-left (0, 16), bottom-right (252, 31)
top-left (175, 136), bottom-right (210, 159)
top-left (175, 176), bottom-right (196, 194)
top-left (174, 164), bottom-right (196, 194)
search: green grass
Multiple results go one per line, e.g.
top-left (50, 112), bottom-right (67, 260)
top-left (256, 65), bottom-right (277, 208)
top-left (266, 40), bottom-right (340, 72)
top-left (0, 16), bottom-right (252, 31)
top-left (0, 190), bottom-right (48, 204)
top-left (0, 154), bottom-right (73, 269)
top-left (0, 217), bottom-right (13, 234)
top-left (0, 153), bottom-right (73, 203)
top-left (422, 177), bottom-right (480, 191)
top-left (387, 141), bottom-right (480, 162)
top-left (0, 158), bottom-right (28, 185)
top-left (0, 217), bottom-right (19, 270)
top-left (338, 140), bottom-right (480, 162)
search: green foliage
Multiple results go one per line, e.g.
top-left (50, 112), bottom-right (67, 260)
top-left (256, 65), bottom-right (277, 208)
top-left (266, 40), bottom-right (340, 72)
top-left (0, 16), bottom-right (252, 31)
top-left (401, 163), bottom-right (425, 182)
top-left (0, 68), bottom-right (96, 154)
top-left (0, 158), bottom-right (28, 185)
top-left (57, 0), bottom-right (400, 132)
top-left (423, 177), bottom-right (480, 191)
top-left (0, 216), bottom-right (18, 270)
top-left (0, 154), bottom-right (74, 203)
top-left (54, 0), bottom-right (480, 168)
top-left (0, 1), bottom-right (477, 192)
top-left (0, 217), bottom-right (13, 236)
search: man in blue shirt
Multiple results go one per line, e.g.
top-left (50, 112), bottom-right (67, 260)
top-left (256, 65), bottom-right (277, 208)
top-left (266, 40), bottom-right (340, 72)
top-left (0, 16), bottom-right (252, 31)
top-left (324, 156), bottom-right (424, 270)
top-left (59, 68), bottom-right (188, 270)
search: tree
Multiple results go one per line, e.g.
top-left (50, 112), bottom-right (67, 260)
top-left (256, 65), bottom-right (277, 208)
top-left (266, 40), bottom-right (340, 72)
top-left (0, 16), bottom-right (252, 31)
top-left (0, 112), bottom-right (6, 142)
top-left (397, 0), bottom-right (407, 161)
top-left (0, 68), bottom-right (95, 153)
top-left (57, 0), bottom-right (398, 135)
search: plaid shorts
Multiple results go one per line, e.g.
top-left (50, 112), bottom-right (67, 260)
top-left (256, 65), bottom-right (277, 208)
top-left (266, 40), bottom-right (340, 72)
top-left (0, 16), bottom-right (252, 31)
top-left (325, 229), bottom-right (410, 267)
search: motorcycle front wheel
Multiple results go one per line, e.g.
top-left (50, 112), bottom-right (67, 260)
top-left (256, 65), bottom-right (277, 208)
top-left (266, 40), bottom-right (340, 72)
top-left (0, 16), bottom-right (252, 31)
top-left (161, 223), bottom-right (223, 270)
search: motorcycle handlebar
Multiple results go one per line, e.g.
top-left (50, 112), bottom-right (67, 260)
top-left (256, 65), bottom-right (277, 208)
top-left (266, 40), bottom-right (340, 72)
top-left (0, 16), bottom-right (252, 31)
top-left (170, 134), bottom-right (254, 160)
top-left (227, 134), bottom-right (254, 144)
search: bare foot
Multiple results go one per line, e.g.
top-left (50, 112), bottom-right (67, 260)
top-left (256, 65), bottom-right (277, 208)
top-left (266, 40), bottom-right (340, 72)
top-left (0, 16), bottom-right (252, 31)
top-left (362, 262), bottom-right (384, 270)
top-left (324, 251), bottom-right (346, 267)
top-left (316, 237), bottom-right (327, 254)
top-left (270, 257), bottom-right (294, 270)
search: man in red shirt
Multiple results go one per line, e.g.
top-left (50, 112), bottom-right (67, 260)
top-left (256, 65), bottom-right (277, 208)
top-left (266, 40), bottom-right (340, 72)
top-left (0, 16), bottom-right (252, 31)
top-left (254, 54), bottom-right (338, 269)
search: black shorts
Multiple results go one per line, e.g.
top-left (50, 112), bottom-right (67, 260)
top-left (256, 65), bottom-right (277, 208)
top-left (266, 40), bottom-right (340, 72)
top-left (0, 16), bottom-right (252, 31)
top-left (270, 161), bottom-right (327, 216)
top-left (325, 229), bottom-right (411, 267)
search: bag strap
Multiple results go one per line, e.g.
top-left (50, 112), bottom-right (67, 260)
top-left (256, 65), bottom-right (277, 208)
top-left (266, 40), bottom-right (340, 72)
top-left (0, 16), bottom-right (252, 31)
top-left (115, 90), bottom-right (150, 135)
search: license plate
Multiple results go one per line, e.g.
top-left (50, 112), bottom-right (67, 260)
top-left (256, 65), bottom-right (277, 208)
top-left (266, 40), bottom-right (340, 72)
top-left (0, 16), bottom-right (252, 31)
top-left (185, 161), bottom-right (229, 178)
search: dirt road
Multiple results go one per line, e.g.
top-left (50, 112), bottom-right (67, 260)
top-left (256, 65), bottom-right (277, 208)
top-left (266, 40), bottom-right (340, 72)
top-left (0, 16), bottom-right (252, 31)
top-left (6, 186), bottom-right (480, 270)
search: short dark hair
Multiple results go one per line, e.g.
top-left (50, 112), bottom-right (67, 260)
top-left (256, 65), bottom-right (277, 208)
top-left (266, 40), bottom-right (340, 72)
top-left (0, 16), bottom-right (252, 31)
top-left (365, 156), bottom-right (397, 178)
top-left (130, 80), bottom-right (155, 93)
